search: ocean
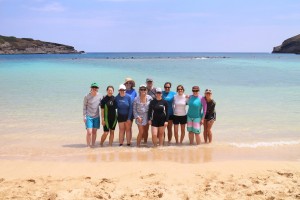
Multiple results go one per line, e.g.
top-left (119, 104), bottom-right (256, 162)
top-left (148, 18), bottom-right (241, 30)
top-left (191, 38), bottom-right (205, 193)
top-left (0, 52), bottom-right (299, 162)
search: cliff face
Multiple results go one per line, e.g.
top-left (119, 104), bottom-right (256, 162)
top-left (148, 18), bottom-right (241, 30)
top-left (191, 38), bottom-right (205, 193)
top-left (0, 35), bottom-right (84, 54)
top-left (272, 34), bottom-right (300, 54)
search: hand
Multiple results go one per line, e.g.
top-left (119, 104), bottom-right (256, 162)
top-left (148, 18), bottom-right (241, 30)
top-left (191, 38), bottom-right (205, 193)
top-left (137, 117), bottom-right (143, 124)
top-left (200, 119), bottom-right (204, 125)
top-left (102, 120), bottom-right (106, 126)
top-left (185, 95), bottom-right (190, 98)
top-left (83, 119), bottom-right (86, 123)
top-left (148, 120), bottom-right (152, 125)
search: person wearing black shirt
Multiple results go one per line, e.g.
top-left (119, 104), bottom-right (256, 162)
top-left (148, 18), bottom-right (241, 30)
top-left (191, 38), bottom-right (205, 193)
top-left (148, 88), bottom-right (168, 147)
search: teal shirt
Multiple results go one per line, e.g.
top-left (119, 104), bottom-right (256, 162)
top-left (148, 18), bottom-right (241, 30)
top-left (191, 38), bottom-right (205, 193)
top-left (187, 95), bottom-right (203, 118)
top-left (162, 91), bottom-right (176, 115)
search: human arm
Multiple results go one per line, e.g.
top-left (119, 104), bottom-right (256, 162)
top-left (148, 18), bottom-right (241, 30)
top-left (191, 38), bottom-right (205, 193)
top-left (128, 96), bottom-right (133, 120)
top-left (200, 96), bottom-right (207, 125)
top-left (83, 95), bottom-right (88, 122)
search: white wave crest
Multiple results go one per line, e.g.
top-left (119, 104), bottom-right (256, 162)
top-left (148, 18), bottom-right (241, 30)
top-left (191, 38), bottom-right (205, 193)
top-left (229, 140), bottom-right (300, 148)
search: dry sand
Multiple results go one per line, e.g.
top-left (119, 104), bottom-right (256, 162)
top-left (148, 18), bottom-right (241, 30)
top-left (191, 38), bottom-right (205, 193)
top-left (0, 160), bottom-right (299, 200)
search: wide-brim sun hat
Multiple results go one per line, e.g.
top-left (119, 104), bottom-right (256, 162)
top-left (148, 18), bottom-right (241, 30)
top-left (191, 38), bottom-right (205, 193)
top-left (124, 77), bottom-right (135, 87)
top-left (90, 82), bottom-right (99, 88)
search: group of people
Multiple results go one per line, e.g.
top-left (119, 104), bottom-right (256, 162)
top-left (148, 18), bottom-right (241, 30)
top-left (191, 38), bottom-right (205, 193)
top-left (83, 78), bottom-right (216, 148)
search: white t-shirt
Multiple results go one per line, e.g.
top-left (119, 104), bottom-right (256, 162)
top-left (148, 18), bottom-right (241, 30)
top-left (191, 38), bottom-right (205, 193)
top-left (173, 94), bottom-right (187, 116)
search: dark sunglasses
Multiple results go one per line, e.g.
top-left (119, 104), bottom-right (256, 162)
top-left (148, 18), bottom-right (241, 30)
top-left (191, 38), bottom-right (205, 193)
top-left (119, 89), bottom-right (125, 91)
top-left (140, 88), bottom-right (146, 91)
top-left (156, 92), bottom-right (162, 94)
top-left (164, 87), bottom-right (170, 89)
top-left (192, 90), bottom-right (199, 92)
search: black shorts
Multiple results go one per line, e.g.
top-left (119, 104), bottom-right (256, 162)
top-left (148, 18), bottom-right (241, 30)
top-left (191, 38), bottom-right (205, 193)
top-left (103, 119), bottom-right (117, 132)
top-left (168, 115), bottom-right (174, 121)
top-left (205, 113), bottom-right (216, 121)
top-left (151, 119), bottom-right (166, 127)
top-left (173, 115), bottom-right (187, 125)
top-left (117, 114), bottom-right (128, 123)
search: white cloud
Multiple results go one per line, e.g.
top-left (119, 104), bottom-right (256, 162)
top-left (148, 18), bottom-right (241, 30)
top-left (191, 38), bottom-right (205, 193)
top-left (30, 2), bottom-right (65, 12)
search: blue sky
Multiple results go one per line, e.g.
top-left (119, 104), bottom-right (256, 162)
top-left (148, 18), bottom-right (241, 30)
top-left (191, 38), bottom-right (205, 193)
top-left (0, 0), bottom-right (299, 52)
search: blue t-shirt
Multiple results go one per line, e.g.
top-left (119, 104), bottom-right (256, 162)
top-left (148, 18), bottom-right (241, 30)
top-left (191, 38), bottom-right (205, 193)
top-left (162, 91), bottom-right (176, 115)
top-left (187, 95), bottom-right (203, 118)
top-left (126, 89), bottom-right (137, 103)
top-left (115, 94), bottom-right (132, 119)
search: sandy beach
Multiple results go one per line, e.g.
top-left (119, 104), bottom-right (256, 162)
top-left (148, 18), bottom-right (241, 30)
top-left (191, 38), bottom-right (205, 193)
top-left (0, 160), bottom-right (299, 200)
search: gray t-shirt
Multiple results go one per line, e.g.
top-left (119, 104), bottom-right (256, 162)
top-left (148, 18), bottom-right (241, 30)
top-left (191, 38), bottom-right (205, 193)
top-left (83, 93), bottom-right (103, 118)
top-left (147, 87), bottom-right (156, 99)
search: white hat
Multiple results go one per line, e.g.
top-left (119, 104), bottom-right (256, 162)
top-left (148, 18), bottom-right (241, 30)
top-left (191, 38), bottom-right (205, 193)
top-left (119, 84), bottom-right (126, 90)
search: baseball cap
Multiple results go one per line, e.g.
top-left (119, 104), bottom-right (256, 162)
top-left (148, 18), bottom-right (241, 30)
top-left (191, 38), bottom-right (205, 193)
top-left (119, 84), bottom-right (126, 90)
top-left (192, 86), bottom-right (200, 91)
top-left (90, 82), bottom-right (99, 88)
top-left (146, 78), bottom-right (153, 82)
top-left (156, 87), bottom-right (162, 93)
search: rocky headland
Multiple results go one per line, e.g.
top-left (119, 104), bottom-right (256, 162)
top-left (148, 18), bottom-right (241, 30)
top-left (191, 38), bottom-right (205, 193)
top-left (0, 35), bottom-right (84, 54)
top-left (272, 34), bottom-right (300, 54)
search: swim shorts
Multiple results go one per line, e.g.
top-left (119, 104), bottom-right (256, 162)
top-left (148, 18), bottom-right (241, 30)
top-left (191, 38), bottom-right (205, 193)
top-left (173, 115), bottom-right (187, 125)
top-left (117, 114), bottom-right (129, 123)
top-left (187, 116), bottom-right (201, 134)
top-left (86, 116), bottom-right (100, 129)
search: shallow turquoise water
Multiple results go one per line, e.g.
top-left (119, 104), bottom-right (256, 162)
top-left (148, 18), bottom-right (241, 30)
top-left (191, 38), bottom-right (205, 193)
top-left (0, 53), bottom-right (299, 160)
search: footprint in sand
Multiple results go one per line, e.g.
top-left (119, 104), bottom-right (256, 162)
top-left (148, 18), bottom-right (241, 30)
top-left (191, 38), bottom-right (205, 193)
top-left (140, 173), bottom-right (156, 179)
top-left (277, 171), bottom-right (293, 178)
top-left (27, 179), bottom-right (36, 183)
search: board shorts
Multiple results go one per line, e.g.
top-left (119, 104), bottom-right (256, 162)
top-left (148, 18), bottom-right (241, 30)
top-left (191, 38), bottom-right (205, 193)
top-left (173, 115), bottom-right (187, 125)
top-left (187, 116), bottom-right (201, 134)
top-left (86, 116), bottom-right (100, 129)
top-left (117, 114), bottom-right (129, 123)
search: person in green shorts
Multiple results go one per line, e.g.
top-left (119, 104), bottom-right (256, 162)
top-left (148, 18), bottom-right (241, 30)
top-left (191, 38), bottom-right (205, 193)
top-left (187, 86), bottom-right (207, 145)
top-left (100, 86), bottom-right (118, 146)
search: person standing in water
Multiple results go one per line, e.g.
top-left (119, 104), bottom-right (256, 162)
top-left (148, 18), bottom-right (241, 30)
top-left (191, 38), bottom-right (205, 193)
top-left (83, 83), bottom-right (103, 147)
top-left (144, 77), bottom-right (156, 144)
top-left (203, 89), bottom-right (216, 143)
top-left (100, 86), bottom-right (117, 146)
top-left (173, 85), bottom-right (187, 144)
top-left (186, 86), bottom-right (207, 145)
top-left (133, 84), bottom-right (153, 147)
top-left (162, 82), bottom-right (176, 144)
top-left (148, 88), bottom-right (169, 147)
top-left (116, 84), bottom-right (133, 146)
top-left (124, 78), bottom-right (137, 143)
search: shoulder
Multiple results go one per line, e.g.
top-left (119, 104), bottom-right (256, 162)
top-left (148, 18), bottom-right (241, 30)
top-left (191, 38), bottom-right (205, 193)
top-left (134, 96), bottom-right (139, 101)
top-left (146, 95), bottom-right (153, 100)
top-left (212, 99), bottom-right (216, 105)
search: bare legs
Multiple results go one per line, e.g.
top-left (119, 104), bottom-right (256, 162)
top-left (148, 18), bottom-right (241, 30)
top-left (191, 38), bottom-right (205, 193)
top-left (100, 130), bottom-right (115, 146)
top-left (188, 132), bottom-right (201, 145)
top-left (143, 124), bottom-right (149, 143)
top-left (137, 125), bottom-right (146, 147)
top-left (86, 128), bottom-right (97, 147)
top-left (118, 120), bottom-right (132, 146)
top-left (204, 120), bottom-right (214, 143)
top-left (167, 120), bottom-right (173, 143)
top-left (152, 126), bottom-right (165, 147)
top-left (174, 124), bottom-right (186, 144)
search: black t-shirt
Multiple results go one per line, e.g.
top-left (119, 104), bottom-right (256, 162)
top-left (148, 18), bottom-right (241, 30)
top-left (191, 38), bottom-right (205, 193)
top-left (148, 98), bottom-right (169, 121)
top-left (101, 95), bottom-right (117, 120)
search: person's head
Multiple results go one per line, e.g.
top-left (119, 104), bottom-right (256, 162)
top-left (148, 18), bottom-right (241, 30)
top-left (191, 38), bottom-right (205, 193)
top-left (139, 84), bottom-right (147, 96)
top-left (124, 77), bottom-right (135, 90)
top-left (118, 84), bottom-right (126, 96)
top-left (176, 85), bottom-right (185, 95)
top-left (192, 86), bottom-right (200, 96)
top-left (90, 82), bottom-right (99, 93)
top-left (205, 89), bottom-right (212, 99)
top-left (164, 82), bottom-right (172, 92)
top-left (146, 78), bottom-right (153, 89)
top-left (155, 87), bottom-right (163, 99)
top-left (106, 85), bottom-right (114, 96)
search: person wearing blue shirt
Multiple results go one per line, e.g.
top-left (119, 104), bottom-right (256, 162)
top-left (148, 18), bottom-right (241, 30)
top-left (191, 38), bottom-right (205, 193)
top-left (162, 82), bottom-right (176, 144)
top-left (115, 84), bottom-right (133, 146)
top-left (124, 77), bottom-right (137, 144)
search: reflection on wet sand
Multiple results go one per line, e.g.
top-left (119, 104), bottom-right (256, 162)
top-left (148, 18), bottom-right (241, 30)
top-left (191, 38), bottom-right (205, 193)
top-left (84, 146), bottom-right (214, 163)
